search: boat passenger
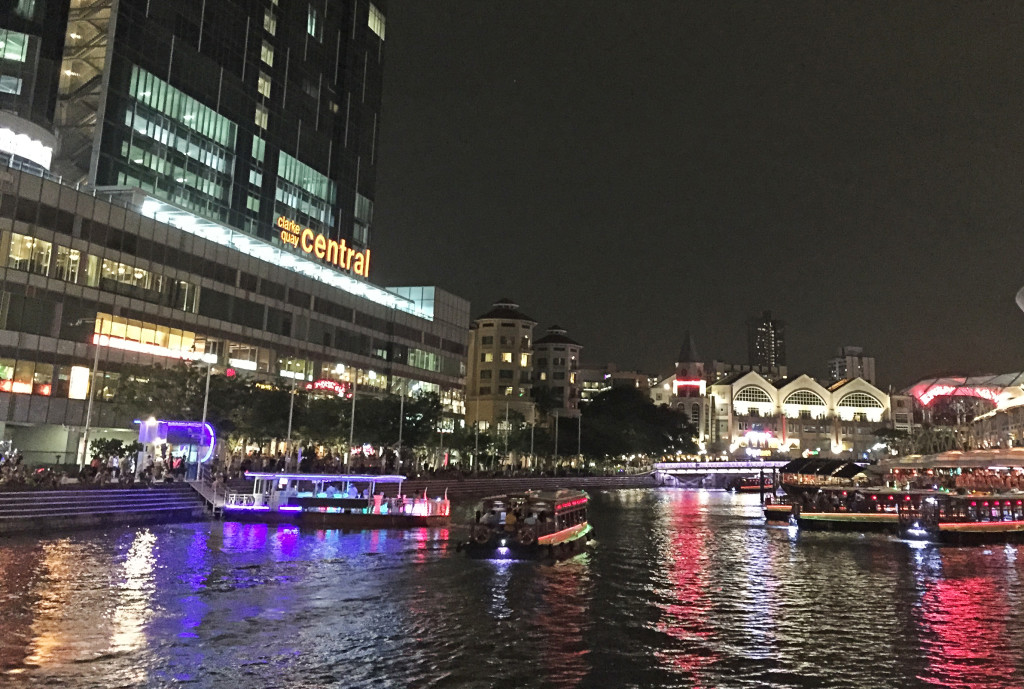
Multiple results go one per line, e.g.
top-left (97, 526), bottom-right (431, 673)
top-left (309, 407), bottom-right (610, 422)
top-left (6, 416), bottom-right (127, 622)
top-left (504, 510), bottom-right (518, 532)
top-left (481, 510), bottom-right (499, 526)
top-left (524, 512), bottom-right (538, 525)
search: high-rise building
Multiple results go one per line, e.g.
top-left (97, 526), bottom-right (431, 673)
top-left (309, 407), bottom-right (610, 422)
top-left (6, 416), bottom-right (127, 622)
top-left (828, 346), bottom-right (876, 385)
top-left (54, 0), bottom-right (384, 252)
top-left (747, 310), bottom-right (785, 369)
top-left (466, 299), bottom-right (536, 430)
top-left (0, 0), bottom-right (69, 175)
top-left (0, 1), bottom-right (471, 466)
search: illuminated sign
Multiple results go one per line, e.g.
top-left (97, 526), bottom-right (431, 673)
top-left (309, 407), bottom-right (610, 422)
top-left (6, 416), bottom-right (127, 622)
top-left (277, 216), bottom-right (371, 278)
top-left (304, 379), bottom-right (352, 398)
top-left (673, 378), bottom-right (707, 396)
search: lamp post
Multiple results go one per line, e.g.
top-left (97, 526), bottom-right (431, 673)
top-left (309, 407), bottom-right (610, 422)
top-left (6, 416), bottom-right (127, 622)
top-left (347, 375), bottom-right (358, 470)
top-left (285, 378), bottom-right (296, 463)
top-left (79, 329), bottom-right (102, 467)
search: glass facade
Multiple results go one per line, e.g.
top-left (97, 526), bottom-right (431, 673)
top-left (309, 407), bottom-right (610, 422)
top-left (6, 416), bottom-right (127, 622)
top-left (119, 66), bottom-right (237, 222)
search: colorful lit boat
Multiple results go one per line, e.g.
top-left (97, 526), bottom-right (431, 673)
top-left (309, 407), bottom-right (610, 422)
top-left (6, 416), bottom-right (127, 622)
top-left (222, 472), bottom-right (451, 528)
top-left (898, 492), bottom-right (1024, 545)
top-left (460, 489), bottom-right (593, 560)
top-left (787, 487), bottom-right (910, 533)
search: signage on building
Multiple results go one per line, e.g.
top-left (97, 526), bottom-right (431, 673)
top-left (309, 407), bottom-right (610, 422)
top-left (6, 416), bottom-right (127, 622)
top-left (276, 216), bottom-right (371, 278)
top-left (304, 379), bottom-right (352, 398)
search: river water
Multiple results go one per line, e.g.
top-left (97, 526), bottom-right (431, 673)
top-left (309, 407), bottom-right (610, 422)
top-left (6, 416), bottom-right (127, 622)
top-left (1, 489), bottom-right (1023, 688)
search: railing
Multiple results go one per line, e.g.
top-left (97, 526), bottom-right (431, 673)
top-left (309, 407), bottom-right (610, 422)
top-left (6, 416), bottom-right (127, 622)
top-left (188, 464), bottom-right (226, 513)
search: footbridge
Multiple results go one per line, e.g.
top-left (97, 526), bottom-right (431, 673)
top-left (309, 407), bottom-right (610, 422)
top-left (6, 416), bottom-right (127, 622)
top-left (654, 460), bottom-right (789, 476)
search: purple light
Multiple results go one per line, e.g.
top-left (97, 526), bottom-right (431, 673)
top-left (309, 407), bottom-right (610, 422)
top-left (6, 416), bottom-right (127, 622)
top-left (223, 504), bottom-right (271, 511)
top-left (278, 506), bottom-right (302, 512)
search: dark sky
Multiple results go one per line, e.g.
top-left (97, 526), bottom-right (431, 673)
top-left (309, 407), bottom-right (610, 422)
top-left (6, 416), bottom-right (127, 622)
top-left (372, 2), bottom-right (1024, 389)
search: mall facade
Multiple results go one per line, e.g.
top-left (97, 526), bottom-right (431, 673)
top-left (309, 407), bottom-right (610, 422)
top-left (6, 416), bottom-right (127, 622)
top-left (0, 1), bottom-right (470, 463)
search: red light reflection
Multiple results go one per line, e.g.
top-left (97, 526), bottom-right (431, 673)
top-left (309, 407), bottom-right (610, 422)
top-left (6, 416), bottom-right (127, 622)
top-left (654, 492), bottom-right (719, 685)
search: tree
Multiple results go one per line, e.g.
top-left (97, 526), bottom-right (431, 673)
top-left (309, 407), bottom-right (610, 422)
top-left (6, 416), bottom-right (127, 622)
top-left (579, 387), bottom-right (697, 461)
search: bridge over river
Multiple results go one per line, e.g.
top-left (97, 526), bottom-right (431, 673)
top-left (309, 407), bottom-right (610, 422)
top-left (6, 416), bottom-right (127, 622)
top-left (654, 460), bottom-right (788, 475)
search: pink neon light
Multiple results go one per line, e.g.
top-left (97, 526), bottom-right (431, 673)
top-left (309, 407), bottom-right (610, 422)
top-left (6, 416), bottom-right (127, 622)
top-left (915, 383), bottom-right (1003, 406)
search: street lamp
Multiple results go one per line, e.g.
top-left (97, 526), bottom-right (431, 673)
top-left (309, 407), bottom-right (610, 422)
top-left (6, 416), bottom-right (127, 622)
top-left (72, 318), bottom-right (100, 467)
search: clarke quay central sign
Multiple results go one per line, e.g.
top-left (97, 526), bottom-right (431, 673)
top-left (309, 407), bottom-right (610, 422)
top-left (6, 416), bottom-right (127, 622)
top-left (277, 216), bottom-right (371, 278)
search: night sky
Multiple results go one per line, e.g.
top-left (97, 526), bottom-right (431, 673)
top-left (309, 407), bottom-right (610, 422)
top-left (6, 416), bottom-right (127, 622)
top-left (372, 2), bottom-right (1024, 389)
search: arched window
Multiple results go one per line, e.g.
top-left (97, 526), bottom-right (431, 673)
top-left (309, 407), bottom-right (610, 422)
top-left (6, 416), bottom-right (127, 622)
top-left (783, 390), bottom-right (826, 406)
top-left (735, 386), bottom-right (772, 403)
top-left (837, 392), bottom-right (883, 409)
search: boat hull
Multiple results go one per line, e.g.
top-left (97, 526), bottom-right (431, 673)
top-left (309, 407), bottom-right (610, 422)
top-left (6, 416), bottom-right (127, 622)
top-left (763, 504), bottom-right (793, 523)
top-left (222, 509), bottom-right (450, 529)
top-left (795, 512), bottom-right (899, 533)
top-left (462, 529), bottom-right (593, 561)
top-left (904, 520), bottom-right (1024, 545)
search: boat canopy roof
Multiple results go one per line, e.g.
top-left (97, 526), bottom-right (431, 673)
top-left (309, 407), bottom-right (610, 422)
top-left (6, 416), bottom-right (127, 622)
top-left (880, 449), bottom-right (1024, 471)
top-left (479, 489), bottom-right (588, 509)
top-left (780, 458), bottom-right (865, 479)
top-left (244, 472), bottom-right (407, 483)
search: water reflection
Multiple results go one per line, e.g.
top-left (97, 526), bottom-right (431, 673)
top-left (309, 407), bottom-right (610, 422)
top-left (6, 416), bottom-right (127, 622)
top-left (653, 490), bottom-right (719, 683)
top-left (914, 548), bottom-right (1022, 688)
top-left (5, 493), bottom-right (1024, 688)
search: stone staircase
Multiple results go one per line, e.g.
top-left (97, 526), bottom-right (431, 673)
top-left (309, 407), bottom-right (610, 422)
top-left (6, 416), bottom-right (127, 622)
top-left (0, 483), bottom-right (208, 536)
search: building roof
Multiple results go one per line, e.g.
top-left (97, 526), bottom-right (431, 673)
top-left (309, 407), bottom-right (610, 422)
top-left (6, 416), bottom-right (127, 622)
top-left (677, 330), bottom-right (700, 364)
top-left (474, 298), bottom-right (537, 324)
top-left (535, 325), bottom-right (581, 347)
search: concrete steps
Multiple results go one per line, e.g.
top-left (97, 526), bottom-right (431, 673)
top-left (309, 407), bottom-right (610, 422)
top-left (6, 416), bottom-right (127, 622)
top-left (0, 483), bottom-right (207, 535)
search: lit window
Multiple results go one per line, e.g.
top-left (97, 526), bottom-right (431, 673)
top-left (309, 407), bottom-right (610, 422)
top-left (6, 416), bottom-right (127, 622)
top-left (263, 10), bottom-right (277, 35)
top-left (520, 353), bottom-right (529, 367)
top-left (0, 30), bottom-right (29, 62)
top-left (368, 3), bottom-right (386, 40)
top-left (55, 246), bottom-right (80, 282)
top-left (251, 135), bottom-right (266, 163)
top-left (307, 4), bottom-right (321, 40)
top-left (0, 75), bottom-right (22, 94)
top-left (257, 72), bottom-right (271, 98)
top-left (246, 194), bottom-right (260, 212)
top-left (501, 352), bottom-right (513, 363)
top-left (261, 41), bottom-right (274, 67)
top-left (7, 233), bottom-right (51, 276)
top-left (254, 104), bottom-right (269, 129)
top-left (502, 386), bottom-right (513, 396)
top-left (482, 353), bottom-right (494, 363)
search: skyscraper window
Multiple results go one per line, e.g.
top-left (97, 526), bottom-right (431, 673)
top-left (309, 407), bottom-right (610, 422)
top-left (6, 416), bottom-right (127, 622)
top-left (368, 4), bottom-right (386, 40)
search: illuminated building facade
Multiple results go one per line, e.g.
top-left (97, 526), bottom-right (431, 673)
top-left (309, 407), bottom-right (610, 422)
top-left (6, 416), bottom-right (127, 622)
top-left (0, 1), bottom-right (471, 463)
top-left (465, 299), bottom-right (536, 430)
top-left (703, 371), bottom-right (890, 458)
top-left (747, 310), bottom-right (786, 369)
top-left (0, 0), bottom-right (68, 174)
top-left (0, 167), bottom-right (468, 462)
top-left (53, 0), bottom-right (386, 253)
top-left (532, 325), bottom-right (582, 419)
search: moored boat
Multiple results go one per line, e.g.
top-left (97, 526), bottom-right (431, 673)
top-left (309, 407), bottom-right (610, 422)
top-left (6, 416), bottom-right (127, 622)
top-left (222, 472), bottom-right (451, 528)
top-left (460, 489), bottom-right (593, 560)
top-left (787, 487), bottom-right (911, 533)
top-left (898, 493), bottom-right (1024, 545)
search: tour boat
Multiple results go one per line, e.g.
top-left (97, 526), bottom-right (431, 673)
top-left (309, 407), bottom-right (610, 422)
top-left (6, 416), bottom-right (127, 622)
top-left (786, 487), bottom-right (908, 533)
top-left (898, 492), bottom-right (1024, 545)
top-left (221, 472), bottom-right (451, 528)
top-left (459, 489), bottom-right (593, 560)
top-left (762, 497), bottom-right (793, 523)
